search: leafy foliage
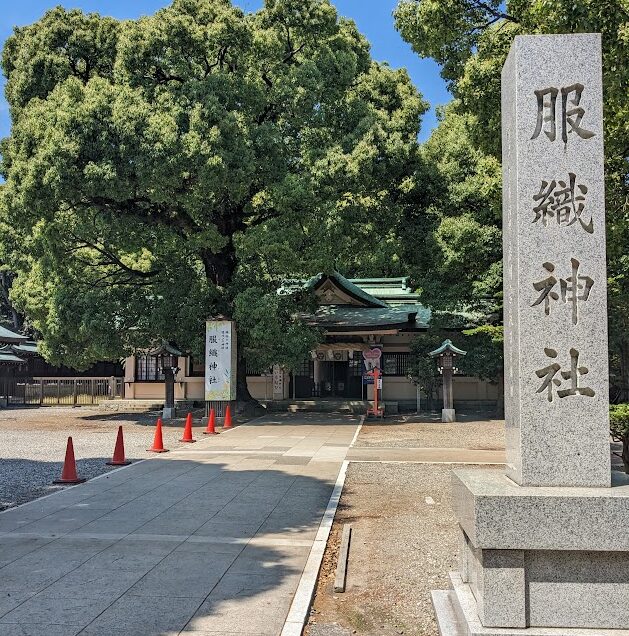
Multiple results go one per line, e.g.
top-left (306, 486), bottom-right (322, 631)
top-left (458, 325), bottom-right (503, 383)
top-left (393, 101), bottom-right (503, 315)
top-left (0, 0), bottom-right (426, 386)
top-left (610, 403), bottom-right (629, 473)
top-left (408, 331), bottom-right (448, 410)
top-left (395, 0), bottom-right (629, 396)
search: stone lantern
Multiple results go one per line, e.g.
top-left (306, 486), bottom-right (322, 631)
top-left (148, 342), bottom-right (182, 420)
top-left (429, 339), bottom-right (467, 423)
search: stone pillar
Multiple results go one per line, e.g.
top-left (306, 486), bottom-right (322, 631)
top-left (162, 367), bottom-right (176, 420)
top-left (442, 368), bottom-right (455, 422)
top-left (313, 358), bottom-right (321, 396)
top-left (431, 34), bottom-right (629, 636)
top-left (502, 33), bottom-right (610, 489)
top-left (272, 365), bottom-right (291, 400)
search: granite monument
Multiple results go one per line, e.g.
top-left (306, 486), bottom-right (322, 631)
top-left (432, 33), bottom-right (629, 635)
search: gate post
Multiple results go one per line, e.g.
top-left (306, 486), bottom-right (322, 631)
top-left (39, 379), bottom-right (43, 406)
top-left (72, 380), bottom-right (77, 407)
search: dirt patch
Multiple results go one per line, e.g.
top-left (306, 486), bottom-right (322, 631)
top-left (305, 462), bottom-right (497, 636)
top-left (356, 416), bottom-right (505, 451)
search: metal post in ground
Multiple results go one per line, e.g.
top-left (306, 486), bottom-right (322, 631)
top-left (416, 383), bottom-right (421, 415)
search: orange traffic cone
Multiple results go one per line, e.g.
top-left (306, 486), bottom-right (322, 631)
top-left (203, 408), bottom-right (219, 435)
top-left (180, 412), bottom-right (196, 443)
top-left (223, 404), bottom-right (233, 429)
top-left (107, 426), bottom-right (132, 466)
top-left (148, 417), bottom-right (169, 453)
top-left (54, 437), bottom-right (86, 484)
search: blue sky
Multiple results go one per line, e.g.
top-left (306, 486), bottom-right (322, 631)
top-left (0, 0), bottom-right (450, 142)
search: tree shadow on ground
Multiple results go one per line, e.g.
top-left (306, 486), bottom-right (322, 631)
top-left (363, 412), bottom-right (502, 427)
top-left (0, 457), bottom-right (139, 510)
top-left (0, 454), bottom-right (337, 635)
top-left (77, 411), bottom-right (198, 425)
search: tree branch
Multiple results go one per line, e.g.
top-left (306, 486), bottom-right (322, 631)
top-left (469, 0), bottom-right (519, 24)
top-left (153, 66), bottom-right (185, 84)
top-left (282, 43), bottom-right (306, 64)
top-left (67, 233), bottom-right (161, 279)
top-left (84, 195), bottom-right (199, 236)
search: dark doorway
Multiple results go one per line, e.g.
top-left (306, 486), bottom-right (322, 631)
top-left (291, 358), bottom-right (314, 399)
top-left (290, 353), bottom-right (363, 399)
top-left (320, 361), bottom-right (362, 399)
top-left (320, 361), bottom-right (346, 397)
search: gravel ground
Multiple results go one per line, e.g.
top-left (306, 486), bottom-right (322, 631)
top-left (305, 462), bottom-right (497, 636)
top-left (356, 415), bottom-right (505, 450)
top-left (0, 406), bottom-right (216, 510)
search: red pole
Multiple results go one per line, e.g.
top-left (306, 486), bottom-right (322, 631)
top-left (373, 367), bottom-right (379, 416)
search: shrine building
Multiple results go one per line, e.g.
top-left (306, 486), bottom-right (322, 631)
top-left (122, 273), bottom-right (499, 412)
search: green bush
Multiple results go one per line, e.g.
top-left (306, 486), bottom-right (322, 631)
top-left (610, 404), bottom-right (629, 474)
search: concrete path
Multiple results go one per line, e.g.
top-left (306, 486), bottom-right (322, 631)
top-left (0, 413), bottom-right (361, 636)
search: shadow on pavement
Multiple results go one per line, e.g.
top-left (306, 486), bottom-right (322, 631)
top-left (0, 454), bottom-right (336, 636)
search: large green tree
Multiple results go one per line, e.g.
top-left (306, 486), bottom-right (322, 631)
top-left (398, 101), bottom-right (502, 314)
top-left (1, 0), bottom-right (426, 407)
top-left (395, 0), bottom-right (629, 398)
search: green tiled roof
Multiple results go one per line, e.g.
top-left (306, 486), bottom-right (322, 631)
top-left (10, 341), bottom-right (38, 355)
top-left (303, 272), bottom-right (389, 308)
top-left (281, 272), bottom-right (431, 331)
top-left (0, 349), bottom-right (26, 364)
top-left (429, 339), bottom-right (468, 357)
top-left (0, 325), bottom-right (28, 344)
top-left (303, 304), bottom-right (430, 331)
top-left (280, 272), bottom-right (421, 307)
top-left (148, 342), bottom-right (184, 357)
top-left (349, 277), bottom-right (421, 302)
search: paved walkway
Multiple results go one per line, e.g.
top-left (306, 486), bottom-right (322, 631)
top-left (0, 414), bottom-right (361, 636)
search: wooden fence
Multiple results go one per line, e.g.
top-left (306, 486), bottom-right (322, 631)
top-left (0, 377), bottom-right (124, 407)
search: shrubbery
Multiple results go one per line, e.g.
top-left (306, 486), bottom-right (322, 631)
top-left (610, 404), bottom-right (629, 473)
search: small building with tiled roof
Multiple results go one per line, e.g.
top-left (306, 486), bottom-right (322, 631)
top-left (123, 273), bottom-right (498, 411)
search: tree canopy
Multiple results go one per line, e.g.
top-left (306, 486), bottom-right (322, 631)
top-left (395, 0), bottom-right (629, 397)
top-left (1, 0), bottom-right (427, 400)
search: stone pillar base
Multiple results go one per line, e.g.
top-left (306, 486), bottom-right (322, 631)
top-left (442, 408), bottom-right (456, 422)
top-left (432, 572), bottom-right (629, 636)
top-left (434, 469), bottom-right (629, 633)
top-left (162, 406), bottom-right (177, 420)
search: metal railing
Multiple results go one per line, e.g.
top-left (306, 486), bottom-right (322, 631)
top-left (0, 377), bottom-right (124, 407)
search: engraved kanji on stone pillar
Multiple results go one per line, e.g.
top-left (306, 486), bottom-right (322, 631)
top-left (502, 33), bottom-right (611, 487)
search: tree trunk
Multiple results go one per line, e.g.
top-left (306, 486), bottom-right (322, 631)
top-left (0, 272), bottom-right (23, 331)
top-left (235, 336), bottom-right (265, 417)
top-left (199, 245), bottom-right (264, 417)
top-left (426, 382), bottom-right (434, 413)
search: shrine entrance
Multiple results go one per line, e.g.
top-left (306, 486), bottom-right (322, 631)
top-left (317, 360), bottom-right (362, 399)
top-left (319, 361), bottom-right (347, 397)
top-left (289, 355), bottom-right (363, 399)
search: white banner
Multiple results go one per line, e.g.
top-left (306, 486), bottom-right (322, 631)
top-left (272, 364), bottom-right (285, 400)
top-left (205, 320), bottom-right (237, 401)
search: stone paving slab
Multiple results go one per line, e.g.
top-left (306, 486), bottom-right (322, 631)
top-left (0, 414), bottom-right (361, 635)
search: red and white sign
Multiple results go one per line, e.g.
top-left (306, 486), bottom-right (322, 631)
top-left (362, 348), bottom-right (382, 371)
